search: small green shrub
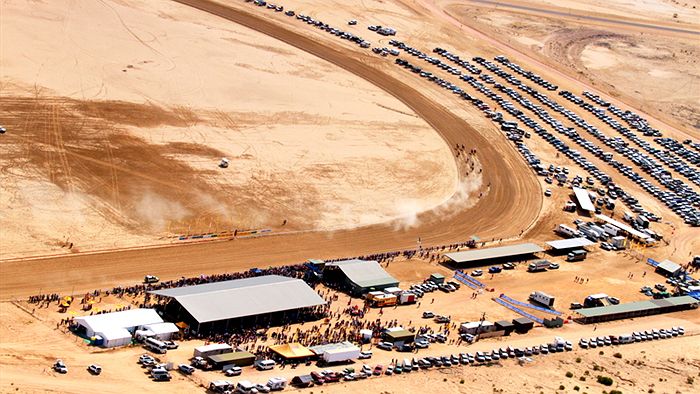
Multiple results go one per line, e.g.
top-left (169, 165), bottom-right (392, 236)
top-left (559, 385), bottom-right (565, 390)
top-left (597, 376), bottom-right (614, 386)
top-left (566, 371), bottom-right (574, 378)
top-left (574, 386), bottom-right (580, 391)
top-left (613, 352), bottom-right (622, 359)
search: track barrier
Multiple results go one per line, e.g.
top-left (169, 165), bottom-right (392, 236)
top-left (499, 294), bottom-right (562, 316)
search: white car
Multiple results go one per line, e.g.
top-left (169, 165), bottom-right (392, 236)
top-left (377, 342), bottom-right (393, 350)
top-left (178, 364), bottom-right (195, 374)
top-left (358, 351), bottom-right (373, 359)
top-left (471, 269), bottom-right (483, 277)
top-left (224, 366), bottom-right (242, 376)
top-left (414, 340), bottom-right (429, 349)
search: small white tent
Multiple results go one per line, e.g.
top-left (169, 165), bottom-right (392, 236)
top-left (97, 328), bottom-right (132, 348)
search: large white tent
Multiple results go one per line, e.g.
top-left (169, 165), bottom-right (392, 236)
top-left (142, 322), bottom-right (179, 340)
top-left (74, 308), bottom-right (164, 338)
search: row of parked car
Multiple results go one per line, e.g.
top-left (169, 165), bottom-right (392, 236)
top-left (470, 56), bottom-right (662, 222)
top-left (581, 93), bottom-right (700, 188)
top-left (578, 326), bottom-right (685, 349)
top-left (245, 0), bottom-right (372, 49)
top-left (557, 90), bottom-right (700, 225)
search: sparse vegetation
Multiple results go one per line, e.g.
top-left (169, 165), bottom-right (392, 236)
top-left (559, 385), bottom-right (565, 390)
top-left (574, 386), bottom-right (580, 391)
top-left (610, 391), bottom-right (622, 394)
top-left (613, 352), bottom-right (622, 359)
top-left (688, 376), bottom-right (695, 385)
top-left (597, 376), bottom-right (614, 386)
top-left (580, 376), bottom-right (587, 382)
top-left (576, 357), bottom-right (582, 363)
top-left (566, 371), bottom-right (574, 378)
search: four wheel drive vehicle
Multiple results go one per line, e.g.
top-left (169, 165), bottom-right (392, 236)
top-left (139, 354), bottom-right (156, 366)
top-left (150, 367), bottom-right (171, 381)
top-left (255, 383), bottom-right (272, 393)
top-left (548, 263), bottom-right (560, 270)
top-left (87, 364), bottom-right (102, 375)
top-left (570, 302), bottom-right (583, 310)
top-left (178, 364), bottom-right (195, 374)
top-left (421, 311), bottom-right (435, 318)
top-left (144, 275), bottom-right (159, 284)
top-left (53, 360), bottom-right (68, 374)
top-left (502, 263), bottom-right (515, 270)
top-left (377, 341), bottom-right (393, 350)
top-left (372, 365), bottom-right (384, 375)
top-left (224, 366), bottom-right (243, 376)
top-left (209, 380), bottom-right (234, 394)
top-left (358, 351), bottom-right (373, 359)
top-left (191, 356), bottom-right (207, 368)
top-left (488, 266), bottom-right (502, 274)
top-left (254, 359), bottom-right (276, 370)
top-left (471, 269), bottom-right (483, 277)
top-left (163, 340), bottom-right (178, 349)
top-left (434, 315), bottom-right (450, 323)
top-left (544, 189), bottom-right (552, 197)
top-left (414, 340), bottom-right (429, 349)
top-left (348, 19), bottom-right (357, 25)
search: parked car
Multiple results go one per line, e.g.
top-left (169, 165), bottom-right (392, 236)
top-left (488, 266), bottom-right (502, 274)
top-left (224, 366), bottom-right (242, 376)
top-left (422, 311), bottom-right (435, 318)
top-left (163, 340), bottom-right (178, 349)
top-left (471, 269), bottom-right (483, 277)
top-left (358, 351), bottom-right (373, 359)
top-left (377, 341), bottom-right (393, 350)
top-left (178, 364), bottom-right (195, 375)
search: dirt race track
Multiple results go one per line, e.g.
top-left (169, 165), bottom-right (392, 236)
top-left (0, 0), bottom-right (543, 300)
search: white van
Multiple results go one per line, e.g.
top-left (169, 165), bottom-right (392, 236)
top-left (254, 359), bottom-right (276, 371)
top-left (144, 337), bottom-right (168, 354)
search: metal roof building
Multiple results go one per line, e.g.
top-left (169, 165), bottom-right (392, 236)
top-left (575, 296), bottom-right (699, 324)
top-left (655, 260), bottom-right (682, 277)
top-left (324, 259), bottom-right (399, 295)
top-left (444, 243), bottom-right (544, 265)
top-left (573, 187), bottom-right (595, 212)
top-left (546, 237), bottom-right (595, 250)
top-left (151, 275), bottom-right (326, 332)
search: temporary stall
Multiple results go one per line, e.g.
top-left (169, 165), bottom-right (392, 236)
top-left (309, 341), bottom-right (360, 363)
top-left (269, 343), bottom-right (315, 360)
top-left (459, 321), bottom-right (495, 335)
top-left (359, 329), bottom-right (373, 343)
top-left (383, 327), bottom-right (415, 344)
top-left (96, 327), bottom-right (132, 348)
top-left (142, 322), bottom-right (179, 340)
top-left (495, 320), bottom-right (515, 335)
top-left (291, 375), bottom-right (314, 388)
top-left (428, 273), bottom-right (445, 284)
top-left (74, 308), bottom-right (163, 337)
top-left (512, 317), bottom-right (535, 333)
top-left (193, 343), bottom-right (233, 358)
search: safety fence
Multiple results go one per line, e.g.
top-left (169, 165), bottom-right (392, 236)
top-left (493, 297), bottom-right (544, 324)
top-left (499, 294), bottom-right (562, 316)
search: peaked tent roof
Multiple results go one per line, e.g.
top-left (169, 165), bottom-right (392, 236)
top-left (150, 275), bottom-right (326, 323)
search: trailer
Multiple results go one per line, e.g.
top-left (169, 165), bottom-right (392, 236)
top-left (529, 291), bottom-right (555, 308)
top-left (193, 343), bottom-right (233, 359)
top-left (555, 224), bottom-right (579, 238)
top-left (267, 377), bottom-right (287, 391)
top-left (398, 292), bottom-right (416, 305)
top-left (528, 260), bottom-right (550, 272)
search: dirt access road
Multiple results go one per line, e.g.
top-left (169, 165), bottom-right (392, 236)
top-left (0, 0), bottom-right (541, 300)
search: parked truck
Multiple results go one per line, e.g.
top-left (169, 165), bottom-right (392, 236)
top-left (611, 236), bottom-right (626, 250)
top-left (398, 292), bottom-right (416, 305)
top-left (528, 260), bottom-right (550, 272)
top-left (555, 224), bottom-right (579, 238)
top-left (566, 249), bottom-right (587, 262)
top-left (529, 291), bottom-right (555, 307)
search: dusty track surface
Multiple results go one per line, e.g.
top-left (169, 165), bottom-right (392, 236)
top-left (0, 0), bottom-right (541, 300)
